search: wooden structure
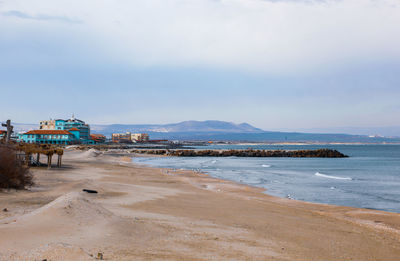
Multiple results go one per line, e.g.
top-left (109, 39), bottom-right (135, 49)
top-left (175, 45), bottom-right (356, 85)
top-left (16, 144), bottom-right (64, 169)
top-left (1, 119), bottom-right (13, 143)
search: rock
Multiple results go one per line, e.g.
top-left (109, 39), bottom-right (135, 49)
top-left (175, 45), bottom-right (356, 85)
top-left (131, 148), bottom-right (348, 158)
top-left (82, 189), bottom-right (98, 194)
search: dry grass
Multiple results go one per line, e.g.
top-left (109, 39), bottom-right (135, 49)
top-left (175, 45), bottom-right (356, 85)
top-left (0, 146), bottom-right (33, 189)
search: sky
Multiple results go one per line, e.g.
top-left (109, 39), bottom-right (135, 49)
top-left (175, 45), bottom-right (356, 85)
top-left (0, 0), bottom-right (400, 131)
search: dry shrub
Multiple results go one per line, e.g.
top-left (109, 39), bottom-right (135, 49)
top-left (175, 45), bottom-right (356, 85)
top-left (0, 146), bottom-right (33, 189)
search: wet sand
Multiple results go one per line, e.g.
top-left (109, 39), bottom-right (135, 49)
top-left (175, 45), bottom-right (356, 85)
top-left (0, 149), bottom-right (399, 260)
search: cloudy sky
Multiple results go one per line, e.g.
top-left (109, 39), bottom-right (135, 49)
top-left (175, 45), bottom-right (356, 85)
top-left (1, 0), bottom-right (399, 131)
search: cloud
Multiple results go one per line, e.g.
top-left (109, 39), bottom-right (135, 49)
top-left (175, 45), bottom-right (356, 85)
top-left (0, 0), bottom-right (400, 75)
top-left (1, 10), bottom-right (82, 24)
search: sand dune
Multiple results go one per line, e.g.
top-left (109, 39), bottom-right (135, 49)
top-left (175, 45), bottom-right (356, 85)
top-left (16, 191), bottom-right (115, 224)
top-left (0, 191), bottom-right (124, 260)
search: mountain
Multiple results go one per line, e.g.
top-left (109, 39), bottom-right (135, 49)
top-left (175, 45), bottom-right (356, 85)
top-left (7, 121), bottom-right (400, 143)
top-left (91, 120), bottom-right (264, 135)
top-left (11, 123), bottom-right (37, 133)
top-left (10, 120), bottom-right (262, 134)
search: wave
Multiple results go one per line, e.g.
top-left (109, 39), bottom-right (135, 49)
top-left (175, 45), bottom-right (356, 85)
top-left (262, 164), bottom-right (271, 168)
top-left (315, 172), bottom-right (352, 180)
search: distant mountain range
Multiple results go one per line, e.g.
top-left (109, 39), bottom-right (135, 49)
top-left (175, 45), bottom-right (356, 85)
top-left (90, 120), bottom-right (264, 134)
top-left (8, 120), bottom-right (400, 143)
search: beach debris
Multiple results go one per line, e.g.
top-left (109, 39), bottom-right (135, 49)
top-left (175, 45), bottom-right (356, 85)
top-left (2, 208), bottom-right (8, 212)
top-left (82, 189), bottom-right (98, 194)
top-left (97, 252), bottom-right (104, 260)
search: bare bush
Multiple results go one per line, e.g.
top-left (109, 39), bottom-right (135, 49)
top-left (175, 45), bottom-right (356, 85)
top-left (0, 146), bottom-right (33, 189)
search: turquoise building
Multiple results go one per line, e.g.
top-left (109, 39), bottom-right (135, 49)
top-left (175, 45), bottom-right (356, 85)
top-left (39, 116), bottom-right (93, 144)
top-left (20, 116), bottom-right (96, 145)
top-left (20, 130), bottom-right (78, 145)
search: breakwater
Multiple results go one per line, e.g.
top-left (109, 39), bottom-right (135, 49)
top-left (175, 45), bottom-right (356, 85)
top-left (130, 149), bottom-right (348, 158)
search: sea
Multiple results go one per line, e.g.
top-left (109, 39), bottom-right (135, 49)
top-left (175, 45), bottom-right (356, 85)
top-left (132, 144), bottom-right (400, 213)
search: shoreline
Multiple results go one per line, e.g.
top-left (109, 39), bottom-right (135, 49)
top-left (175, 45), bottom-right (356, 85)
top-left (131, 153), bottom-right (400, 215)
top-left (207, 142), bottom-right (400, 145)
top-left (0, 149), bottom-right (400, 260)
top-left (130, 152), bottom-right (399, 214)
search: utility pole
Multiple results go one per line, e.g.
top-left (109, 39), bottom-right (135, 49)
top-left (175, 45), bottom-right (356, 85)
top-left (1, 119), bottom-right (14, 143)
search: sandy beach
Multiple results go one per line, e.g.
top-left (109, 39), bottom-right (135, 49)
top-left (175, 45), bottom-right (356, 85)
top-left (0, 149), bottom-right (400, 260)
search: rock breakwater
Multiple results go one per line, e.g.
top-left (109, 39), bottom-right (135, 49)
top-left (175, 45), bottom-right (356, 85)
top-left (130, 149), bottom-right (348, 158)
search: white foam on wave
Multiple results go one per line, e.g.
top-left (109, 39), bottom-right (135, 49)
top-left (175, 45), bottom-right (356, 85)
top-left (315, 172), bottom-right (352, 180)
top-left (262, 164), bottom-right (271, 168)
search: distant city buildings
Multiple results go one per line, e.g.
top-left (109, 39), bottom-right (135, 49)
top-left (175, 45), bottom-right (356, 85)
top-left (112, 132), bottom-right (149, 143)
top-left (131, 133), bottom-right (149, 142)
top-left (39, 115), bottom-right (90, 142)
top-left (7, 115), bottom-right (153, 145)
top-left (111, 132), bottom-right (131, 143)
top-left (90, 134), bottom-right (106, 143)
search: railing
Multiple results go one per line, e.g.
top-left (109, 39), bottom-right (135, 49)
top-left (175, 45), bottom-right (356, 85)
top-left (15, 153), bottom-right (28, 165)
top-left (15, 153), bottom-right (42, 166)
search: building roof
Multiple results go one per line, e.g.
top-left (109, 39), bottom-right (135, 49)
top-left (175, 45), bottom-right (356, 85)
top-left (91, 134), bottom-right (105, 137)
top-left (24, 130), bottom-right (72, 135)
top-left (67, 118), bottom-right (85, 123)
top-left (69, 128), bottom-right (79, 131)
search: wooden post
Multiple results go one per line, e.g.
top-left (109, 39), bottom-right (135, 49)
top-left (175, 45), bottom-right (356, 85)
top-left (57, 154), bottom-right (62, 168)
top-left (1, 120), bottom-right (13, 143)
top-left (25, 153), bottom-right (30, 166)
top-left (47, 154), bottom-right (52, 169)
top-left (36, 153), bottom-right (40, 164)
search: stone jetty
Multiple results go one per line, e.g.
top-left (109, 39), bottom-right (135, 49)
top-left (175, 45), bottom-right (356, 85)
top-left (130, 149), bottom-right (348, 158)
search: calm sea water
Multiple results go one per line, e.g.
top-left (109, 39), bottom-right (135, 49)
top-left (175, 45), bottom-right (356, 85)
top-left (132, 145), bottom-right (400, 213)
